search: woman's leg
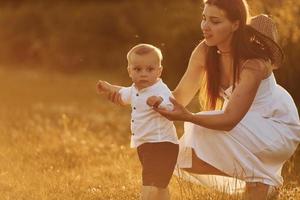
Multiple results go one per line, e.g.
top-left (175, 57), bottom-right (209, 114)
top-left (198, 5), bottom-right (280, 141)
top-left (181, 149), bottom-right (276, 199)
top-left (244, 182), bottom-right (269, 200)
top-left (182, 149), bottom-right (229, 176)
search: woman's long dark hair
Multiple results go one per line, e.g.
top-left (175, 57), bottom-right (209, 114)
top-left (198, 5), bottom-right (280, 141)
top-left (201, 0), bottom-right (274, 110)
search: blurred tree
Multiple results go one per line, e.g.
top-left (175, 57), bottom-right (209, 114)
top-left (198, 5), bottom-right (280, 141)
top-left (0, 0), bottom-right (298, 94)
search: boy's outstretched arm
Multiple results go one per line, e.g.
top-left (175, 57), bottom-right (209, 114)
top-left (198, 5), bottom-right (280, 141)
top-left (96, 80), bottom-right (122, 94)
top-left (96, 80), bottom-right (127, 106)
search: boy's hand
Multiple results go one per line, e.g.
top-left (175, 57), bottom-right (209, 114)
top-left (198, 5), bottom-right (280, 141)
top-left (146, 96), bottom-right (163, 108)
top-left (96, 80), bottom-right (125, 106)
top-left (108, 91), bottom-right (125, 106)
top-left (96, 80), bottom-right (112, 94)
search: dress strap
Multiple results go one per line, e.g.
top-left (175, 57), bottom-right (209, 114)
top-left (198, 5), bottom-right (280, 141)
top-left (241, 59), bottom-right (251, 70)
top-left (240, 59), bottom-right (272, 78)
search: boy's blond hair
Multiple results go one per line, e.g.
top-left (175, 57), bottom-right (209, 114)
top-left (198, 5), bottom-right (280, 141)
top-left (127, 44), bottom-right (163, 66)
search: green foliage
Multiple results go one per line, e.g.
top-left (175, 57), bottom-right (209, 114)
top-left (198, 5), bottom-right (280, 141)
top-left (0, 1), bottom-right (299, 101)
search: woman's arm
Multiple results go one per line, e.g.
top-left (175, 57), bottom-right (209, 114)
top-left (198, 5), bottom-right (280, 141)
top-left (173, 41), bottom-right (206, 107)
top-left (156, 59), bottom-right (268, 131)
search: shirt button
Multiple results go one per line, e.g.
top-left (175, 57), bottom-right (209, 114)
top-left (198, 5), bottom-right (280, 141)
top-left (131, 119), bottom-right (134, 123)
top-left (136, 93), bottom-right (139, 96)
top-left (132, 133), bottom-right (135, 135)
top-left (133, 107), bottom-right (136, 110)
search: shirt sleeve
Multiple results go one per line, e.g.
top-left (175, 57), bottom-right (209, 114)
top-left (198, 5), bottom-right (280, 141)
top-left (119, 87), bottom-right (132, 105)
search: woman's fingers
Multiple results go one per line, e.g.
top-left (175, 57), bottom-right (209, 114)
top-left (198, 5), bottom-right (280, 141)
top-left (108, 91), bottom-right (118, 103)
top-left (154, 97), bottom-right (192, 121)
top-left (153, 107), bottom-right (174, 120)
top-left (169, 97), bottom-right (178, 105)
top-left (108, 91), bottom-right (114, 101)
top-left (116, 93), bottom-right (125, 106)
top-left (169, 97), bottom-right (183, 108)
top-left (108, 91), bottom-right (124, 105)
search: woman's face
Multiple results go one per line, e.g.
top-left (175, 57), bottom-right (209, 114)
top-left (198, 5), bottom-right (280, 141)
top-left (201, 4), bottom-right (239, 49)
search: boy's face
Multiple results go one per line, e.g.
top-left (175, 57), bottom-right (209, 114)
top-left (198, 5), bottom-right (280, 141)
top-left (127, 52), bottom-right (162, 90)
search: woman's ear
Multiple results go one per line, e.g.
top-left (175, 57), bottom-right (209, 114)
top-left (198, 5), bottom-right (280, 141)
top-left (232, 20), bottom-right (240, 32)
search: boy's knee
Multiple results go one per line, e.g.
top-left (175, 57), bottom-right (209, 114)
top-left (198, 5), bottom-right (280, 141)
top-left (144, 185), bottom-right (166, 193)
top-left (151, 185), bottom-right (168, 193)
top-left (141, 185), bottom-right (169, 200)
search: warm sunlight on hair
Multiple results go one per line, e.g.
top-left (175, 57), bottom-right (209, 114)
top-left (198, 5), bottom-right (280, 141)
top-left (127, 44), bottom-right (163, 65)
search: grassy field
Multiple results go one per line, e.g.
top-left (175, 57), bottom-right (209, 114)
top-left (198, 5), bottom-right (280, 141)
top-left (0, 68), bottom-right (299, 200)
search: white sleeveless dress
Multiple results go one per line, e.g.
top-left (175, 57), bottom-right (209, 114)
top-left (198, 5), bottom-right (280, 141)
top-left (176, 73), bottom-right (300, 193)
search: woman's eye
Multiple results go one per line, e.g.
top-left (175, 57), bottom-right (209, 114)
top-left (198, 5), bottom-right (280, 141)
top-left (212, 21), bottom-right (221, 24)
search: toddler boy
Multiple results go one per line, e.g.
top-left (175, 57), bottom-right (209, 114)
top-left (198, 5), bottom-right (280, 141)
top-left (97, 44), bottom-right (179, 200)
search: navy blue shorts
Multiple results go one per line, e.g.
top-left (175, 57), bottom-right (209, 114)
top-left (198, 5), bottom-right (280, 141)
top-left (137, 142), bottom-right (179, 188)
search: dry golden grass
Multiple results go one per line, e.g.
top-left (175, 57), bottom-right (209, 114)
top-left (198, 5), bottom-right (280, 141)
top-left (0, 68), bottom-right (299, 200)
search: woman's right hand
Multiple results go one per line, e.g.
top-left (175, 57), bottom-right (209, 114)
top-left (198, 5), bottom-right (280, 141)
top-left (107, 90), bottom-right (125, 106)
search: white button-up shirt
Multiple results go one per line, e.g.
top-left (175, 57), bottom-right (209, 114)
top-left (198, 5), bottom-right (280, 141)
top-left (119, 79), bottom-right (178, 148)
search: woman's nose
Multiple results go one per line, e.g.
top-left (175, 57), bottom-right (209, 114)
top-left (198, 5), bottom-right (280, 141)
top-left (201, 20), bottom-right (210, 31)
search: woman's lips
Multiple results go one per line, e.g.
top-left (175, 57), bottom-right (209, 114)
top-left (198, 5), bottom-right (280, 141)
top-left (203, 34), bottom-right (213, 39)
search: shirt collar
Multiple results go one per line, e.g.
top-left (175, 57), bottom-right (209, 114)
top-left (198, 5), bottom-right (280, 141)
top-left (133, 79), bottom-right (162, 93)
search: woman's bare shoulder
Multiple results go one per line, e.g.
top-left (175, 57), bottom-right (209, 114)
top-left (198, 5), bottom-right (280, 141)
top-left (193, 40), bottom-right (208, 55)
top-left (190, 40), bottom-right (208, 66)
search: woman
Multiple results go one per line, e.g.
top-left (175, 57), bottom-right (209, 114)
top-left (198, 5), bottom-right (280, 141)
top-left (152, 0), bottom-right (300, 199)
top-left (106, 0), bottom-right (300, 199)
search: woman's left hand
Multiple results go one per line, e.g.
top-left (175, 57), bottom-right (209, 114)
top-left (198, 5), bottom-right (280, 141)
top-left (153, 97), bottom-right (193, 121)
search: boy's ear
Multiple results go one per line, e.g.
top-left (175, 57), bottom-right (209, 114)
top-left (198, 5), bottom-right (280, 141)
top-left (158, 66), bottom-right (163, 77)
top-left (127, 66), bottom-right (132, 78)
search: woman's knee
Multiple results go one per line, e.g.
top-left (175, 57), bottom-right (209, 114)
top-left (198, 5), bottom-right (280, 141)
top-left (187, 150), bottom-right (228, 176)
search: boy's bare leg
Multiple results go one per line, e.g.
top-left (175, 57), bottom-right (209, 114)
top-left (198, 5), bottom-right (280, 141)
top-left (155, 187), bottom-right (170, 200)
top-left (141, 186), bottom-right (170, 200)
top-left (141, 186), bottom-right (155, 200)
